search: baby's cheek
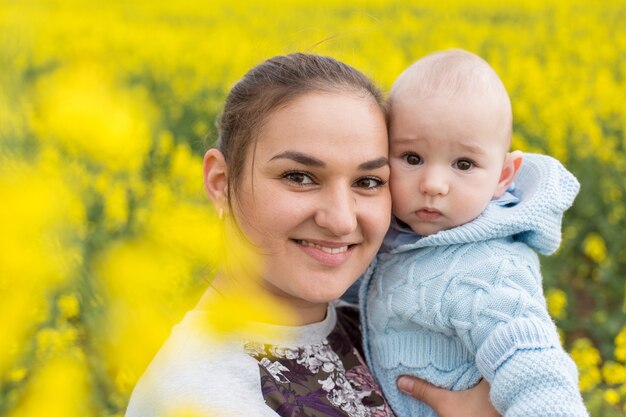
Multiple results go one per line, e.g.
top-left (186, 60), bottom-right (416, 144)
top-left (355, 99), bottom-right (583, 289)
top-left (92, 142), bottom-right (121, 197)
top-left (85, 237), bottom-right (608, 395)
top-left (389, 179), bottom-right (407, 206)
top-left (390, 190), bottom-right (410, 214)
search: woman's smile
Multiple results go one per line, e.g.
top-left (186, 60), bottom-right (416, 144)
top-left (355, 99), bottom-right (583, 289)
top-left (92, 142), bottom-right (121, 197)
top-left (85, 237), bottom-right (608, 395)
top-left (293, 239), bottom-right (357, 266)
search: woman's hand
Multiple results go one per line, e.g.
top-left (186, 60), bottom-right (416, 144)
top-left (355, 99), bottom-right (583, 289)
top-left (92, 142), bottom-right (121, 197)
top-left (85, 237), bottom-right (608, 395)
top-left (397, 376), bottom-right (501, 417)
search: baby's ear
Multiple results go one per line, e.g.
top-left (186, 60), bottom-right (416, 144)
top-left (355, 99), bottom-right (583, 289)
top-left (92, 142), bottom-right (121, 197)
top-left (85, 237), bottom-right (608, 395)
top-left (494, 150), bottom-right (523, 198)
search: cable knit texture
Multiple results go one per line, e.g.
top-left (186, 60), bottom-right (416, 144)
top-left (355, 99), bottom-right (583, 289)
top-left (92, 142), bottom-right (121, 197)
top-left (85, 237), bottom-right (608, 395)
top-left (359, 153), bottom-right (588, 417)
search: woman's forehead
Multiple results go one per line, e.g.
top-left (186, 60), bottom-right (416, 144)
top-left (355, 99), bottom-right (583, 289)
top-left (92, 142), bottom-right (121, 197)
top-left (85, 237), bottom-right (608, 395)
top-left (255, 91), bottom-right (389, 161)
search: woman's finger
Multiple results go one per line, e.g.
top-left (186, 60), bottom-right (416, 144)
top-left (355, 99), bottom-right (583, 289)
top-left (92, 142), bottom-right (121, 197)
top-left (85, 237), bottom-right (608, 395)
top-left (397, 375), bottom-right (445, 407)
top-left (397, 376), bottom-right (501, 417)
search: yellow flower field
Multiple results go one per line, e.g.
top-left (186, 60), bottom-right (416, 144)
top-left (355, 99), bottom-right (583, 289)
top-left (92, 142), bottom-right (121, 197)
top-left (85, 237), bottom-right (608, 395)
top-left (1, 0), bottom-right (625, 415)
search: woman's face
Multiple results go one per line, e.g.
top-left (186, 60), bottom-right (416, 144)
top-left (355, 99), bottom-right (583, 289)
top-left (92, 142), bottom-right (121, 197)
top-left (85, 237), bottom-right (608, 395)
top-left (232, 91), bottom-right (391, 323)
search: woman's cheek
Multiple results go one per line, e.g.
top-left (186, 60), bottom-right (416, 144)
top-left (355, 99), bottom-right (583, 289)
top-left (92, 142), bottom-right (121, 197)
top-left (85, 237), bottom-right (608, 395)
top-left (363, 192), bottom-right (392, 243)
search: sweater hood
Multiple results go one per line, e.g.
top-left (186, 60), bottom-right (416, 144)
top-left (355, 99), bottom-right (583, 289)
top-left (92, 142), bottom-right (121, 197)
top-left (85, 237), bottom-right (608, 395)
top-left (389, 153), bottom-right (580, 255)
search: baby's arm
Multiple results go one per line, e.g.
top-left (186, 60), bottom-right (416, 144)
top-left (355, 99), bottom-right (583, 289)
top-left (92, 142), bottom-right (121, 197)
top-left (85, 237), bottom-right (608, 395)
top-left (443, 253), bottom-right (588, 416)
top-left (488, 347), bottom-right (583, 415)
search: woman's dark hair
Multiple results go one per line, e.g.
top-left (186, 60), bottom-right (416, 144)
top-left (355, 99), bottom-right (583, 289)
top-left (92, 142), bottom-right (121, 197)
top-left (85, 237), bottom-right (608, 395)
top-left (215, 53), bottom-right (386, 205)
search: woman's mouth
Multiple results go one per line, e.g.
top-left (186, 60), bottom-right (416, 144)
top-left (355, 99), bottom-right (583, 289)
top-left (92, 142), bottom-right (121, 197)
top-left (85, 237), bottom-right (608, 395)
top-left (298, 240), bottom-right (349, 254)
top-left (293, 239), bottom-right (355, 266)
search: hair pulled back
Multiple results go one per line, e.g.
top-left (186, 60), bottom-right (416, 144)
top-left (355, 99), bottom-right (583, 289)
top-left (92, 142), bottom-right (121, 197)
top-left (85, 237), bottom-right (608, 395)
top-left (216, 53), bottom-right (385, 203)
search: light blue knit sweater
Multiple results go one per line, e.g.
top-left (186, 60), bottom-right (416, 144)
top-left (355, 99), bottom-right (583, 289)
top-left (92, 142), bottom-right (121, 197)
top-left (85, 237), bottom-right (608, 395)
top-left (359, 153), bottom-right (588, 417)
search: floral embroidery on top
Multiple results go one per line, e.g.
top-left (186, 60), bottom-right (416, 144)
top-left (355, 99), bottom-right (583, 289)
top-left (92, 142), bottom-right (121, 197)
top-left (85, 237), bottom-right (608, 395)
top-left (345, 348), bottom-right (393, 417)
top-left (244, 307), bottom-right (395, 417)
top-left (246, 340), bottom-right (372, 416)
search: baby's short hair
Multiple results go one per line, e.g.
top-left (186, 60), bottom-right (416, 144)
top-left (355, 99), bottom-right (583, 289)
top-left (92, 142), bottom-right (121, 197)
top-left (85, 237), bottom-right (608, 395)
top-left (390, 49), bottom-right (512, 144)
top-left (390, 49), bottom-right (508, 100)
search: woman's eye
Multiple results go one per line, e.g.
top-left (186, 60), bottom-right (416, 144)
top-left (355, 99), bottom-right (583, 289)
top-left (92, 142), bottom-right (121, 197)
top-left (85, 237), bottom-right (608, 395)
top-left (354, 177), bottom-right (384, 190)
top-left (454, 159), bottom-right (474, 171)
top-left (283, 171), bottom-right (314, 185)
top-left (404, 153), bottom-right (422, 165)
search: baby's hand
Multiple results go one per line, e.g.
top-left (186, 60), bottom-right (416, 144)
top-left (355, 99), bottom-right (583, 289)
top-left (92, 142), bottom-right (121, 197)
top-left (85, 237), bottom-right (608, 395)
top-left (397, 377), bottom-right (500, 417)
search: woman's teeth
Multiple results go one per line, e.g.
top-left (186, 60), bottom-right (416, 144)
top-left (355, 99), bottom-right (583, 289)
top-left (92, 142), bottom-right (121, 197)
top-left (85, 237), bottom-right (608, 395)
top-left (298, 240), bottom-right (349, 254)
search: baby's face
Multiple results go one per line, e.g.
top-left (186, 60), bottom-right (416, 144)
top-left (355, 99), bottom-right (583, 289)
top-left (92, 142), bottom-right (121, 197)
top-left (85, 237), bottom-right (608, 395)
top-left (389, 94), bottom-right (510, 236)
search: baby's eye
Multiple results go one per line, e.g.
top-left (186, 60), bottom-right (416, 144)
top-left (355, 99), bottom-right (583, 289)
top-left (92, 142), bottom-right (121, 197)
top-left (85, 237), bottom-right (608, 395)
top-left (404, 153), bottom-right (423, 165)
top-left (354, 176), bottom-right (385, 190)
top-left (283, 171), bottom-right (315, 185)
top-left (454, 159), bottom-right (474, 171)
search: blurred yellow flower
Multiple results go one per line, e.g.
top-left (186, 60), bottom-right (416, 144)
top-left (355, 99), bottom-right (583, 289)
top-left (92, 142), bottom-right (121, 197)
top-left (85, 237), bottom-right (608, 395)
top-left (105, 183), bottom-right (130, 229)
top-left (578, 366), bottom-right (602, 393)
top-left (546, 288), bottom-right (568, 320)
top-left (616, 326), bottom-right (626, 363)
top-left (58, 294), bottom-right (81, 320)
top-left (602, 361), bottom-right (626, 385)
top-left (146, 202), bottom-right (225, 265)
top-left (7, 367), bottom-right (28, 383)
top-left (571, 338), bottom-right (602, 368)
top-left (603, 389), bottom-right (620, 406)
top-left (0, 159), bottom-right (84, 284)
top-left (157, 130), bottom-right (176, 157)
top-left (201, 290), bottom-right (294, 340)
top-left (36, 327), bottom-right (78, 359)
top-left (570, 337), bottom-right (602, 392)
top-left (31, 67), bottom-right (154, 173)
top-left (7, 355), bottom-right (95, 417)
top-left (94, 233), bottom-right (215, 395)
top-left (114, 363), bottom-right (141, 396)
top-left (0, 157), bottom-right (84, 373)
top-left (582, 233), bottom-right (608, 264)
top-left (169, 144), bottom-right (205, 198)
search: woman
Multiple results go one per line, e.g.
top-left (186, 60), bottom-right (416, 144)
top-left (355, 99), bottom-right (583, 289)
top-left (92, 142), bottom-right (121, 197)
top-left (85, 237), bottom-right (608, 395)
top-left (125, 53), bottom-right (499, 417)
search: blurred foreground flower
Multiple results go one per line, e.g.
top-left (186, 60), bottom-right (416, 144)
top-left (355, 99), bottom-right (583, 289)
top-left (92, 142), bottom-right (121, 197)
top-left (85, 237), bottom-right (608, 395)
top-left (6, 354), bottom-right (96, 417)
top-left (31, 66), bottom-right (154, 173)
top-left (96, 205), bottom-right (290, 399)
top-left (0, 156), bottom-right (84, 374)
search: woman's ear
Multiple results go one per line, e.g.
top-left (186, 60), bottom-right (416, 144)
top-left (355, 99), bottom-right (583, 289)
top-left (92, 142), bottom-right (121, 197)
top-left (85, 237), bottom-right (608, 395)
top-left (494, 150), bottom-right (523, 198)
top-left (204, 148), bottom-right (229, 213)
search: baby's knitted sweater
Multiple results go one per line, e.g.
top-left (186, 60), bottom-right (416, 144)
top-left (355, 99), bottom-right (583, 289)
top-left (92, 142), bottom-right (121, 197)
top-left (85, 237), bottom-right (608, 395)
top-left (359, 153), bottom-right (588, 417)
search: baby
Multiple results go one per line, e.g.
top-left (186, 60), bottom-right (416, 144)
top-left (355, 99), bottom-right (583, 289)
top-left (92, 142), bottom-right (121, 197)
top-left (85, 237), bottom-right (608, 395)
top-left (359, 50), bottom-right (588, 416)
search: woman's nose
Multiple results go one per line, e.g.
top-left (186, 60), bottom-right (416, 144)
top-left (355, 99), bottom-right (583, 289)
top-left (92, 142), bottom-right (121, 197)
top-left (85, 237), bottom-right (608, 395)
top-left (419, 168), bottom-right (449, 196)
top-left (314, 185), bottom-right (358, 236)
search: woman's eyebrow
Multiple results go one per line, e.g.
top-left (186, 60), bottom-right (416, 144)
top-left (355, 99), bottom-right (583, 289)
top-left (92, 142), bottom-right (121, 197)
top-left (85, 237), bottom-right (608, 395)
top-left (269, 151), bottom-right (388, 170)
top-left (358, 157), bottom-right (388, 170)
top-left (269, 151), bottom-right (325, 166)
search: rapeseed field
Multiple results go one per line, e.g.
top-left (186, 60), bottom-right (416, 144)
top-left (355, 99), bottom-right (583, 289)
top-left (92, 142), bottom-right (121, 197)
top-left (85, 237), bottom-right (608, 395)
top-left (1, 0), bottom-right (625, 415)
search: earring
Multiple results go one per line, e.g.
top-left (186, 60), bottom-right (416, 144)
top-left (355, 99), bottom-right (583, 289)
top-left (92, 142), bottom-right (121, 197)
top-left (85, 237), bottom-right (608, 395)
top-left (218, 207), bottom-right (224, 220)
